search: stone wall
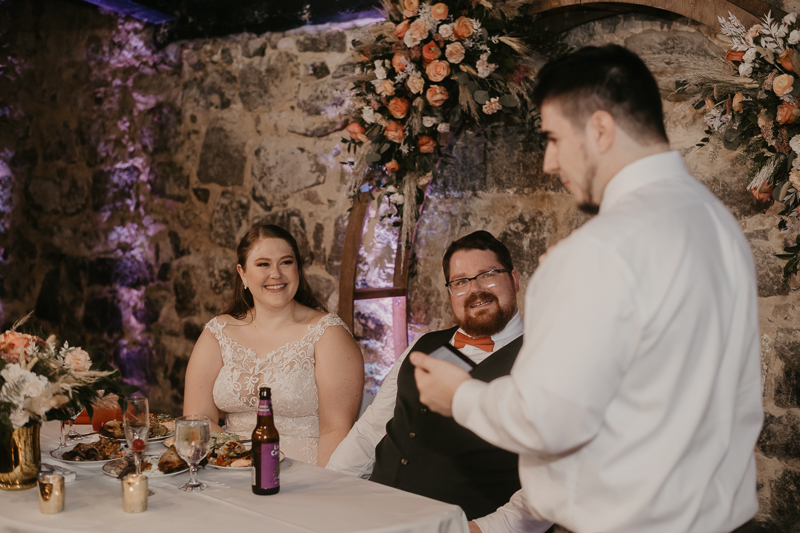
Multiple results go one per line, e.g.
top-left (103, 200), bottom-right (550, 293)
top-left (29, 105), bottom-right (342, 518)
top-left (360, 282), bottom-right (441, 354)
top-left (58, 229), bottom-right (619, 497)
top-left (0, 0), bottom-right (798, 528)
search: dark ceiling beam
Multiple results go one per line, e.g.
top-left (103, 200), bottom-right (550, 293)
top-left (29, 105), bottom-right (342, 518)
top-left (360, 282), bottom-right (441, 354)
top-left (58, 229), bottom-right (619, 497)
top-left (81, 0), bottom-right (176, 24)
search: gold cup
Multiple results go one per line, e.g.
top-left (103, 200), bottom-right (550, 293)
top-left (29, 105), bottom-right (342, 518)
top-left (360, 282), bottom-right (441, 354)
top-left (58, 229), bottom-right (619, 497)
top-left (121, 474), bottom-right (148, 513)
top-left (37, 473), bottom-right (65, 514)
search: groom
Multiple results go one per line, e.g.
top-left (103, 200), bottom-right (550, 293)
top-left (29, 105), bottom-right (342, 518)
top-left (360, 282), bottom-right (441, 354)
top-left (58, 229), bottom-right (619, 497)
top-left (327, 231), bottom-right (551, 533)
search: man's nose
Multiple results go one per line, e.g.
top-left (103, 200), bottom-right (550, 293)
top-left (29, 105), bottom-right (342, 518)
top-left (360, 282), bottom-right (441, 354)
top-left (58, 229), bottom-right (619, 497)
top-left (542, 145), bottom-right (558, 174)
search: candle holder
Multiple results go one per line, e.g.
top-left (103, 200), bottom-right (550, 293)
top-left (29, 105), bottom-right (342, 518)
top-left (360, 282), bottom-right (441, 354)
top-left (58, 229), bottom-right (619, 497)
top-left (121, 474), bottom-right (148, 513)
top-left (37, 473), bottom-right (65, 514)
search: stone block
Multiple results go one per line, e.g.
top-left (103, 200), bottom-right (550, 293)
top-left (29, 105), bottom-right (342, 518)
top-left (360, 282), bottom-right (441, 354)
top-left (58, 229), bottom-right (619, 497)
top-left (243, 38), bottom-right (266, 58)
top-left (220, 48), bottom-right (233, 65)
top-left (313, 222), bottom-right (326, 266)
top-left (769, 466), bottom-right (800, 530)
top-left (91, 165), bottom-right (139, 212)
top-left (141, 103), bottom-right (181, 155)
top-left (210, 190), bottom-right (250, 249)
top-left (305, 61), bottom-right (330, 79)
top-left (254, 209), bottom-right (313, 265)
top-left (306, 273), bottom-right (335, 304)
top-left (431, 132), bottom-right (487, 199)
top-left (331, 62), bottom-right (357, 79)
top-left (747, 238), bottom-right (791, 297)
top-left (774, 327), bottom-right (800, 370)
top-left (238, 52), bottom-right (299, 112)
top-left (83, 295), bottom-right (123, 335)
top-left (169, 230), bottom-right (189, 258)
top-left (197, 124), bottom-right (246, 186)
top-left (497, 210), bottom-right (557, 281)
top-left (296, 31), bottom-right (346, 53)
top-left (326, 215), bottom-right (348, 278)
top-left (41, 122), bottom-right (77, 163)
top-left (173, 266), bottom-right (200, 317)
top-left (485, 125), bottom-right (559, 193)
top-left (775, 365), bottom-right (800, 409)
top-left (758, 412), bottom-right (800, 468)
top-left (34, 259), bottom-right (85, 329)
top-left (26, 170), bottom-right (89, 215)
top-left (87, 258), bottom-right (115, 286)
top-left (251, 140), bottom-right (327, 210)
top-left (137, 285), bottom-right (171, 326)
top-left (183, 320), bottom-right (204, 341)
top-left (206, 251), bottom-right (235, 294)
top-left (192, 188), bottom-right (210, 203)
top-left (152, 161), bottom-right (189, 202)
top-left (297, 79), bottom-right (350, 116)
top-left (114, 340), bottom-right (152, 390)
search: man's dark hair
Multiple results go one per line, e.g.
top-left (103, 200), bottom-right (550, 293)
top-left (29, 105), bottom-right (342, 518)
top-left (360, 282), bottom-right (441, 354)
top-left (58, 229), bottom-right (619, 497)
top-left (532, 44), bottom-right (668, 144)
top-left (442, 230), bottom-right (514, 282)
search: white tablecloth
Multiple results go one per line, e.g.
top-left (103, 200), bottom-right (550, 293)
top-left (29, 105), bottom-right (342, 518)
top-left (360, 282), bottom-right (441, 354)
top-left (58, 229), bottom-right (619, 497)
top-left (0, 422), bottom-right (468, 533)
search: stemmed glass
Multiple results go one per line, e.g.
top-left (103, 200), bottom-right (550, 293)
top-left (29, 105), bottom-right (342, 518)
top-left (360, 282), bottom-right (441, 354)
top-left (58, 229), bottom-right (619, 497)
top-left (123, 397), bottom-right (155, 495)
top-left (174, 415), bottom-right (211, 492)
top-left (65, 407), bottom-right (82, 441)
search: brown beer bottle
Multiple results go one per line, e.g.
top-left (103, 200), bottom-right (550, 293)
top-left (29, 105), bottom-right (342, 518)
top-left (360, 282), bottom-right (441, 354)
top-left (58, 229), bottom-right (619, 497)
top-left (251, 386), bottom-right (280, 495)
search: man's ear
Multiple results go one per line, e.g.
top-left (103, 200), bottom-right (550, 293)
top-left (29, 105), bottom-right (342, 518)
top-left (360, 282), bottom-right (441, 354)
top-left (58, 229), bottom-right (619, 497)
top-left (588, 110), bottom-right (616, 154)
top-left (512, 269), bottom-right (520, 293)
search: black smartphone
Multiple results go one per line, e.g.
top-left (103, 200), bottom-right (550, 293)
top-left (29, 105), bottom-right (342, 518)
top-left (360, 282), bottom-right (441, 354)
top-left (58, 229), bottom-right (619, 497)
top-left (424, 342), bottom-right (476, 372)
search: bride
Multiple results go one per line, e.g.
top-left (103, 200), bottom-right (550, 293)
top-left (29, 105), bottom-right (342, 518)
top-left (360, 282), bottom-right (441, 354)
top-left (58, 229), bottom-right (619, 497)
top-left (183, 224), bottom-right (364, 466)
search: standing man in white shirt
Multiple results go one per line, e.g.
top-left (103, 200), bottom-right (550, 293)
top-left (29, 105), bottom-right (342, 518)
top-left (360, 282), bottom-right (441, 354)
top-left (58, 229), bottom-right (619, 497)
top-left (327, 231), bottom-right (552, 533)
top-left (411, 45), bottom-right (764, 533)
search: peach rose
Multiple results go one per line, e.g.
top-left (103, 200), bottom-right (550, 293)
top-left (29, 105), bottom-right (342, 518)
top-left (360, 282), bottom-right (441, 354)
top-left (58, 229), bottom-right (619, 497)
top-left (406, 74), bottom-right (425, 94)
top-left (453, 16), bottom-right (474, 40)
top-left (64, 348), bottom-right (92, 373)
top-left (376, 79), bottom-right (396, 97)
top-left (394, 20), bottom-right (410, 39)
top-left (385, 121), bottom-right (405, 143)
top-left (774, 73), bottom-right (794, 96)
top-left (417, 135), bottom-right (437, 153)
top-left (426, 60), bottom-right (450, 82)
top-left (779, 49), bottom-right (795, 72)
top-left (385, 160), bottom-right (400, 172)
top-left (725, 49), bottom-right (745, 62)
top-left (403, 0), bottom-right (419, 12)
top-left (392, 53), bottom-right (408, 72)
top-left (426, 85), bottom-right (449, 107)
top-left (732, 92), bottom-right (744, 113)
top-left (422, 41), bottom-right (442, 66)
top-left (0, 331), bottom-right (42, 364)
top-left (346, 122), bottom-right (369, 143)
top-left (388, 97), bottom-right (410, 119)
top-left (431, 2), bottom-right (448, 20)
top-left (750, 182), bottom-right (773, 203)
top-left (777, 103), bottom-right (800, 124)
top-left (445, 42), bottom-right (465, 64)
top-left (408, 18), bottom-right (430, 41)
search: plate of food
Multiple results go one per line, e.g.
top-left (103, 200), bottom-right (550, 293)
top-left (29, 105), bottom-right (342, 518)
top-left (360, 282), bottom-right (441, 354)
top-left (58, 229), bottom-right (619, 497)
top-left (50, 437), bottom-right (127, 464)
top-left (99, 414), bottom-right (174, 442)
top-left (102, 447), bottom-right (189, 478)
top-left (205, 432), bottom-right (285, 470)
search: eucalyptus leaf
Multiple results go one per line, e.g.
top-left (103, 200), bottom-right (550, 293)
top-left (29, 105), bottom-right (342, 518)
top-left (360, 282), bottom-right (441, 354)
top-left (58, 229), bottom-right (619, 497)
top-left (774, 180), bottom-right (791, 202)
top-left (467, 81), bottom-right (480, 93)
top-left (474, 90), bottom-right (490, 105)
top-left (499, 94), bottom-right (518, 108)
top-left (380, 143), bottom-right (391, 154)
top-left (456, 72), bottom-right (470, 85)
top-left (365, 152), bottom-right (382, 163)
top-left (502, 58), bottom-right (515, 70)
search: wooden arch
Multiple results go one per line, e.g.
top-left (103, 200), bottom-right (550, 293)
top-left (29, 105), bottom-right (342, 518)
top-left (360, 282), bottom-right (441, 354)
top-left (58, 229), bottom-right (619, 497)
top-left (338, 0), bottom-right (780, 360)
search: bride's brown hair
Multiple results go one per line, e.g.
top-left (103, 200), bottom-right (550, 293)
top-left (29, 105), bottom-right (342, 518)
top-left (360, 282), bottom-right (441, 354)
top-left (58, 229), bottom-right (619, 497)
top-left (223, 224), bottom-right (327, 319)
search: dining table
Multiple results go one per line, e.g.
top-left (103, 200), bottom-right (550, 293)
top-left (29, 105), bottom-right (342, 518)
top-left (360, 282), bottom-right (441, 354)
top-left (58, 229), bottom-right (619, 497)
top-left (0, 421), bottom-right (469, 533)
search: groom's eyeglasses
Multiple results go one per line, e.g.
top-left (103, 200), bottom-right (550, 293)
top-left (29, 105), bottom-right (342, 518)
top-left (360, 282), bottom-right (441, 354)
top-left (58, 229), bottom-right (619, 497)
top-left (445, 269), bottom-right (511, 297)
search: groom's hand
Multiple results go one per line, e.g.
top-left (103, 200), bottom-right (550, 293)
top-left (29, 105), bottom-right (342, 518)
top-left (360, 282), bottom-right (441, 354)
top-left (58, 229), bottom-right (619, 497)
top-left (410, 351), bottom-right (471, 417)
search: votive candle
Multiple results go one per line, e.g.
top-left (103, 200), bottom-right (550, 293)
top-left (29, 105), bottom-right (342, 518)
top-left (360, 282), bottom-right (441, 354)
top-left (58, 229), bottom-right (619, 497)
top-left (121, 474), bottom-right (148, 513)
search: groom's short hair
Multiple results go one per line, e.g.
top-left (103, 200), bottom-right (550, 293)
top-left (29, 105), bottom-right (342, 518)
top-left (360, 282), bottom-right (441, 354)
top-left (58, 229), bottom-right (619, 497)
top-left (532, 44), bottom-right (668, 145)
top-left (442, 231), bottom-right (514, 282)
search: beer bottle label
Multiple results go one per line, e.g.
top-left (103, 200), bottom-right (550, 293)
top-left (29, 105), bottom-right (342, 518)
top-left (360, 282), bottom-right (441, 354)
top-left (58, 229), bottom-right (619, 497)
top-left (257, 399), bottom-right (273, 416)
top-left (253, 442), bottom-right (280, 489)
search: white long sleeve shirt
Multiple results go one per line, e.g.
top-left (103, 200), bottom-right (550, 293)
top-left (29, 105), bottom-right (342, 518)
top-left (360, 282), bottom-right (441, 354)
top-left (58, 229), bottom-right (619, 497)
top-left (453, 151), bottom-right (763, 533)
top-left (327, 312), bottom-right (552, 533)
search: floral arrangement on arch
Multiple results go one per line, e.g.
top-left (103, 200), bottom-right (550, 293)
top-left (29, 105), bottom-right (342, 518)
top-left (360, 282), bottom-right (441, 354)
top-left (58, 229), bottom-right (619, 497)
top-left (342, 0), bottom-right (539, 243)
top-left (699, 11), bottom-right (800, 279)
top-left (0, 313), bottom-right (134, 437)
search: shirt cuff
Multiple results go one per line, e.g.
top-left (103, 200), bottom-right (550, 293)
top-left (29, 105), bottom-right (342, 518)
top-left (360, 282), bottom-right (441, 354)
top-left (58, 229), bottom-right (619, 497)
top-left (452, 379), bottom-right (487, 426)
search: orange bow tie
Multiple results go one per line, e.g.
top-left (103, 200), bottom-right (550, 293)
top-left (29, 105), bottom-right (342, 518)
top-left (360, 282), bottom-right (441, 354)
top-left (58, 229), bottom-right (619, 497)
top-left (453, 331), bottom-right (495, 352)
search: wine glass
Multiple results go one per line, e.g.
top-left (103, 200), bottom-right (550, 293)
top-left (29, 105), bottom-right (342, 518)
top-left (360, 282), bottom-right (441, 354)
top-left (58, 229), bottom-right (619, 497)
top-left (124, 397), bottom-right (155, 495)
top-left (65, 407), bottom-right (82, 441)
top-left (174, 415), bottom-right (211, 492)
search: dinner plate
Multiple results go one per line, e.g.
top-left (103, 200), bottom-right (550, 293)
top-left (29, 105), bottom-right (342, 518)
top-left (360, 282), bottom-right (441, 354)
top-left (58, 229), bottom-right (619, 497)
top-left (49, 439), bottom-right (126, 465)
top-left (102, 454), bottom-right (188, 478)
top-left (99, 415), bottom-right (175, 442)
top-left (207, 451), bottom-right (286, 471)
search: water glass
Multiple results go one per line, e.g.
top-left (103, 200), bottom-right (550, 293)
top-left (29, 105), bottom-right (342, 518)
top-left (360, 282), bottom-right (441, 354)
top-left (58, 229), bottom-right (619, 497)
top-left (174, 415), bottom-right (211, 492)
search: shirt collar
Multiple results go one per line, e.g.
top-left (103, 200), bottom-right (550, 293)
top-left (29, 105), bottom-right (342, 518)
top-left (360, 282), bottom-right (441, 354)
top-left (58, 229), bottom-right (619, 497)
top-left (600, 151), bottom-right (687, 214)
top-left (454, 309), bottom-right (523, 352)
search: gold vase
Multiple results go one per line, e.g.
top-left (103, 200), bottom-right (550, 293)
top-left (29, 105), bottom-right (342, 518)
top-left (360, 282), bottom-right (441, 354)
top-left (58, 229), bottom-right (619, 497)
top-left (0, 424), bottom-right (41, 490)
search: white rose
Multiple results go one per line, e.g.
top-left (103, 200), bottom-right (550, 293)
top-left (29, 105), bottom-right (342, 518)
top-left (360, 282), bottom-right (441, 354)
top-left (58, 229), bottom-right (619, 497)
top-left (438, 24), bottom-right (453, 39)
top-left (10, 409), bottom-right (30, 429)
top-left (389, 193), bottom-right (405, 205)
top-left (64, 348), bottom-right (92, 373)
top-left (375, 65), bottom-right (387, 80)
top-left (437, 122), bottom-right (450, 133)
top-left (0, 363), bottom-right (25, 383)
top-left (445, 42), bottom-right (465, 64)
top-left (362, 106), bottom-right (376, 124)
top-left (743, 47), bottom-right (757, 62)
top-left (784, 12), bottom-right (797, 25)
top-left (404, 31), bottom-right (421, 48)
top-left (790, 135), bottom-right (800, 154)
top-left (422, 116), bottom-right (440, 127)
top-left (24, 375), bottom-right (48, 398)
top-left (739, 62), bottom-right (753, 77)
top-left (790, 30), bottom-right (800, 45)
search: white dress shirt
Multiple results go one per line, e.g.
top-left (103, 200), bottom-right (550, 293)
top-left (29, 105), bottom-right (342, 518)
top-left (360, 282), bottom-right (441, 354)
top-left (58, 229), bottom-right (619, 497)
top-left (327, 312), bottom-right (552, 533)
top-left (453, 152), bottom-right (763, 533)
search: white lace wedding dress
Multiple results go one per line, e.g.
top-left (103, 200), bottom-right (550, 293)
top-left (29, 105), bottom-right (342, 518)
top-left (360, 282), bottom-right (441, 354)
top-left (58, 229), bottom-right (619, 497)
top-left (205, 313), bottom-right (348, 465)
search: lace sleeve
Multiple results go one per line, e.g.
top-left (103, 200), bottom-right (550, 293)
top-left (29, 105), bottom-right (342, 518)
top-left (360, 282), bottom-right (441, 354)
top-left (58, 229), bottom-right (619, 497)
top-left (204, 317), bottom-right (226, 341)
top-left (305, 313), bottom-right (352, 344)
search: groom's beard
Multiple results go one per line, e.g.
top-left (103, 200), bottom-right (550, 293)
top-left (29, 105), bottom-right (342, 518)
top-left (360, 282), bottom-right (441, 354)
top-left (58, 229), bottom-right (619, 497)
top-left (458, 290), bottom-right (516, 338)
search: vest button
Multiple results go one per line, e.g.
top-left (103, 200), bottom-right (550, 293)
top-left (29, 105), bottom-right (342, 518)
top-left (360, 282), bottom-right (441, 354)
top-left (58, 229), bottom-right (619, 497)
top-left (409, 432), bottom-right (416, 438)
top-left (401, 458), bottom-right (408, 465)
top-left (419, 408), bottom-right (427, 414)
